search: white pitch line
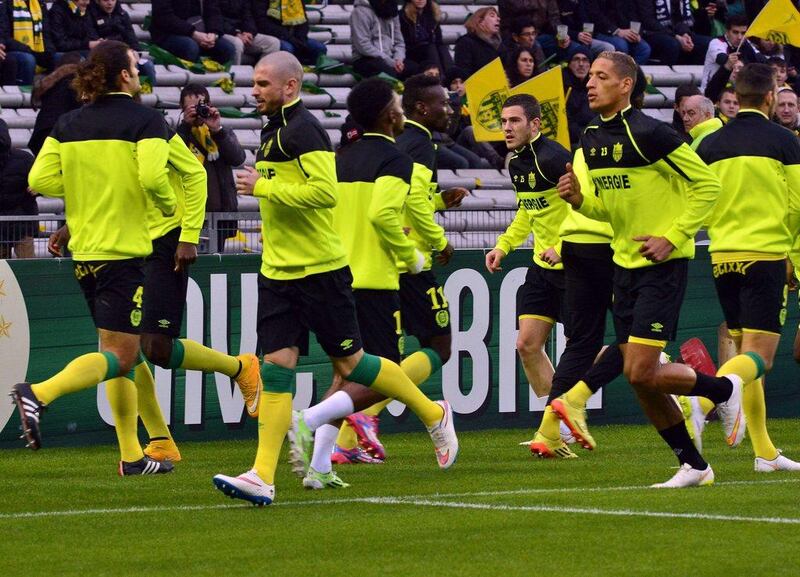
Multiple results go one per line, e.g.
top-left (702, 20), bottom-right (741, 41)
top-left (0, 477), bottom-right (798, 522)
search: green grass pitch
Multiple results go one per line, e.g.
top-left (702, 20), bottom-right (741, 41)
top-left (1, 420), bottom-right (799, 577)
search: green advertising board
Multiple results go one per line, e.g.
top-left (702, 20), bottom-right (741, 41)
top-left (1, 248), bottom-right (799, 449)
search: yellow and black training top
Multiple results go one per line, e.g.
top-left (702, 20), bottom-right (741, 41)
top-left (147, 132), bottom-right (208, 244)
top-left (333, 133), bottom-right (418, 290)
top-left (253, 98), bottom-right (346, 280)
top-left (495, 132), bottom-right (571, 270)
top-left (395, 120), bottom-right (448, 272)
top-left (29, 93), bottom-right (176, 261)
top-left (575, 106), bottom-right (721, 269)
top-left (697, 109), bottom-right (800, 261)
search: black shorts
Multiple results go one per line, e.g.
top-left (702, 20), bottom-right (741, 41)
top-left (713, 258), bottom-right (787, 335)
top-left (517, 264), bottom-right (565, 324)
top-left (613, 259), bottom-right (688, 346)
top-left (141, 227), bottom-right (187, 337)
top-left (74, 258), bottom-right (145, 334)
top-left (256, 266), bottom-right (363, 358)
top-left (354, 289), bottom-right (402, 362)
top-left (399, 270), bottom-right (451, 342)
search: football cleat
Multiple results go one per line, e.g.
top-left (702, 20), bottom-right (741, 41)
top-left (11, 383), bottom-right (45, 450)
top-left (651, 463), bottom-right (714, 488)
top-left (331, 445), bottom-right (384, 464)
top-left (529, 432), bottom-right (578, 459)
top-left (716, 374), bottom-right (746, 447)
top-left (426, 400), bottom-right (458, 469)
top-left (213, 469), bottom-right (274, 506)
top-left (302, 467), bottom-right (351, 490)
top-left (234, 354), bottom-right (262, 419)
top-left (551, 396), bottom-right (595, 450)
top-left (754, 450), bottom-right (800, 472)
top-left (288, 410), bottom-right (313, 477)
top-left (143, 438), bottom-right (182, 462)
top-left (346, 412), bottom-right (385, 460)
top-left (119, 456), bottom-right (174, 476)
top-left (676, 395), bottom-right (706, 453)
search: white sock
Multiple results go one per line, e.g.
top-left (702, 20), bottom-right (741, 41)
top-left (310, 423), bottom-right (339, 474)
top-left (303, 390), bottom-right (355, 431)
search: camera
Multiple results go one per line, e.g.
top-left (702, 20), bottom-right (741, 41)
top-left (196, 98), bottom-right (211, 119)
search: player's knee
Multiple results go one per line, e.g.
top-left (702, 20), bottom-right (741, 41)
top-left (141, 335), bottom-right (174, 368)
top-left (624, 365), bottom-right (657, 390)
top-left (115, 349), bottom-right (140, 375)
top-left (516, 337), bottom-right (542, 358)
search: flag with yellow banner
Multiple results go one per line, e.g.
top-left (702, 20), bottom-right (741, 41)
top-left (465, 59), bottom-right (570, 149)
top-left (745, 0), bottom-right (800, 47)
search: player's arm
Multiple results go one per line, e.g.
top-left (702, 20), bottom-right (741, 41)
top-left (659, 141), bottom-right (720, 249)
top-left (405, 162), bottom-right (448, 252)
top-left (563, 148), bottom-right (609, 221)
top-left (784, 137), bottom-right (800, 241)
top-left (28, 137), bottom-right (64, 197)
top-left (495, 206), bottom-right (531, 255)
top-left (168, 134), bottom-right (208, 244)
top-left (137, 119), bottom-right (178, 217)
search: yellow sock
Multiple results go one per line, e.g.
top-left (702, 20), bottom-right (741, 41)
top-left (698, 397), bottom-right (715, 415)
top-left (400, 350), bottom-right (435, 385)
top-left (538, 405), bottom-right (560, 438)
top-left (743, 378), bottom-right (778, 460)
top-left (178, 339), bottom-right (240, 376)
top-left (106, 376), bottom-right (144, 463)
top-left (253, 392), bottom-right (292, 484)
top-left (335, 420), bottom-right (359, 450)
top-left (374, 358), bottom-right (443, 427)
top-left (564, 381), bottom-right (593, 408)
top-left (716, 353), bottom-right (764, 384)
top-left (363, 398), bottom-right (392, 417)
top-left (133, 361), bottom-right (171, 440)
top-left (31, 352), bottom-right (111, 405)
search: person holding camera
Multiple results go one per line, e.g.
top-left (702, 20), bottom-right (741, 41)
top-left (177, 84), bottom-right (245, 252)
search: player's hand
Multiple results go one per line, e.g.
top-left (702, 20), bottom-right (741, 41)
top-left (441, 187), bottom-right (468, 208)
top-left (236, 166), bottom-right (260, 196)
top-left (539, 247), bottom-right (562, 266)
top-left (47, 225), bottom-right (70, 257)
top-left (436, 242), bottom-right (455, 266)
top-left (174, 241), bottom-right (198, 272)
top-left (485, 248), bottom-right (506, 273)
top-left (557, 162), bottom-right (583, 208)
top-left (634, 235), bottom-right (675, 262)
top-left (408, 249), bottom-right (426, 274)
top-left (786, 259), bottom-right (797, 291)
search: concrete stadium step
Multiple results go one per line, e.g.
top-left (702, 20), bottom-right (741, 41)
top-left (1, 108), bottom-right (37, 129)
top-left (455, 169), bottom-right (511, 189)
top-left (642, 108), bottom-right (675, 123)
top-left (438, 169), bottom-right (477, 190)
top-left (641, 65), bottom-right (694, 87)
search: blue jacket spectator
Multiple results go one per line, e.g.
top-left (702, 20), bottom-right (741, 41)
top-left (150, 0), bottom-right (236, 64)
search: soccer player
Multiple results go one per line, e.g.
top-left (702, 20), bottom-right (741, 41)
top-left (692, 63), bottom-right (800, 472)
top-left (212, 53), bottom-right (457, 506)
top-left (13, 41), bottom-right (178, 475)
top-left (484, 94), bottom-right (572, 427)
top-left (332, 73), bottom-right (467, 464)
top-left (556, 52), bottom-right (752, 488)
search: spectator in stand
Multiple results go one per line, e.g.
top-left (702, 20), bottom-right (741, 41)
top-left (89, 0), bottom-right (156, 81)
top-left (351, 0), bottom-right (413, 79)
top-left (499, 0), bottom-right (555, 52)
top-left (774, 87), bottom-right (799, 135)
top-left (453, 7), bottom-right (504, 78)
top-left (563, 47), bottom-right (592, 147)
top-left (0, 40), bottom-right (18, 84)
top-left (218, 0), bottom-right (278, 65)
top-left (700, 15), bottom-right (758, 92)
top-left (0, 118), bottom-right (36, 259)
top-left (768, 56), bottom-right (791, 88)
top-left (504, 45), bottom-right (536, 87)
top-left (28, 51), bottom-right (82, 155)
top-left (716, 85), bottom-right (739, 122)
top-left (635, 0), bottom-right (710, 65)
top-left (672, 83), bottom-right (701, 141)
top-left (556, 0), bottom-right (615, 58)
top-left (252, 0), bottom-right (326, 65)
top-left (584, 0), bottom-right (652, 65)
top-left (752, 37), bottom-right (783, 59)
top-left (399, 0), bottom-right (452, 77)
top-left (692, 0), bottom-right (727, 38)
top-left (679, 94), bottom-right (717, 136)
top-left (507, 19), bottom-right (547, 71)
top-left (47, 0), bottom-right (100, 63)
top-left (0, 0), bottom-right (54, 84)
top-left (150, 0), bottom-right (236, 65)
top-left (178, 84), bottom-right (245, 252)
top-left (705, 51), bottom-right (744, 101)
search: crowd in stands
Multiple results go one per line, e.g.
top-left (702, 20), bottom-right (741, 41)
top-left (1, 0), bottom-right (800, 257)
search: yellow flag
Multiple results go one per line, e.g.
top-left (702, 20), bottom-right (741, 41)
top-left (465, 58), bottom-right (570, 150)
top-left (465, 58), bottom-right (510, 142)
top-left (510, 67), bottom-right (570, 150)
top-left (746, 0), bottom-right (800, 47)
